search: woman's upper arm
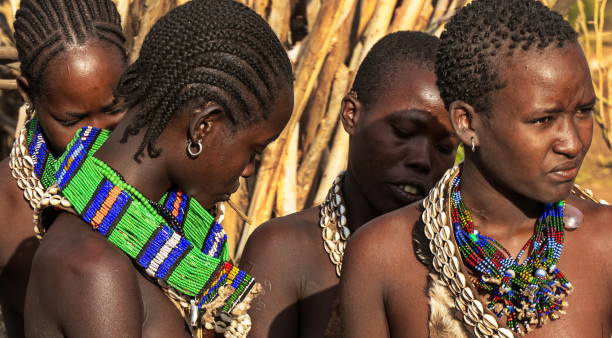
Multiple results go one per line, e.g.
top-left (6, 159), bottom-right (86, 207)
top-left (240, 221), bottom-right (302, 338)
top-left (25, 234), bottom-right (143, 338)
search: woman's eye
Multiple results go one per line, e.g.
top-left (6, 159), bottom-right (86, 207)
top-left (577, 107), bottom-right (594, 117)
top-left (56, 117), bottom-right (83, 127)
top-left (530, 116), bottom-right (554, 125)
top-left (392, 126), bottom-right (414, 138)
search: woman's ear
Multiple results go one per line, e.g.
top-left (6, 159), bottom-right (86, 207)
top-left (16, 76), bottom-right (32, 104)
top-left (340, 91), bottom-right (363, 135)
top-left (449, 100), bottom-right (480, 150)
top-left (188, 101), bottom-right (225, 145)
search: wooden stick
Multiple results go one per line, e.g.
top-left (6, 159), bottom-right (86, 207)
top-left (246, 0), bottom-right (357, 232)
top-left (313, 120), bottom-right (350, 205)
top-left (297, 64), bottom-right (349, 209)
top-left (126, 0), bottom-right (176, 63)
top-left (388, 0), bottom-right (427, 33)
top-left (275, 123), bottom-right (299, 216)
top-left (414, 0), bottom-right (435, 32)
top-left (357, 0), bottom-right (398, 64)
top-left (0, 79), bottom-right (17, 90)
top-left (0, 47), bottom-right (18, 61)
top-left (13, 104), bottom-right (26, 139)
top-left (268, 0), bottom-right (292, 46)
top-left (357, 0), bottom-right (378, 37)
top-left (306, 0), bottom-right (321, 34)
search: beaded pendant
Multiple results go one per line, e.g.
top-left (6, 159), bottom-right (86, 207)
top-left (450, 173), bottom-right (572, 335)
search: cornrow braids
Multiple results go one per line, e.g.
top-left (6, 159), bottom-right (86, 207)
top-left (352, 31), bottom-right (439, 106)
top-left (436, 0), bottom-right (577, 114)
top-left (116, 0), bottom-right (293, 161)
top-left (14, 0), bottom-right (126, 93)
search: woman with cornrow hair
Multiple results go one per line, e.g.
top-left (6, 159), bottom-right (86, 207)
top-left (24, 0), bottom-right (293, 337)
top-left (0, 0), bottom-right (127, 335)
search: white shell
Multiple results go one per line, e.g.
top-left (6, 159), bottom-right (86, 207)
top-left (340, 226), bottom-right (351, 240)
top-left (439, 225), bottom-right (451, 241)
top-left (482, 313), bottom-right (499, 329)
top-left (461, 287), bottom-right (475, 302)
top-left (339, 215), bottom-right (347, 227)
top-left (497, 327), bottom-right (514, 338)
top-left (424, 223), bottom-right (435, 240)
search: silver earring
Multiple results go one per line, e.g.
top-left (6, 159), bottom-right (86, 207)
top-left (187, 139), bottom-right (202, 158)
top-left (471, 137), bottom-right (476, 152)
top-left (25, 101), bottom-right (35, 117)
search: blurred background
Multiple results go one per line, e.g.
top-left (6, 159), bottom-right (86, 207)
top-left (0, 0), bottom-right (609, 262)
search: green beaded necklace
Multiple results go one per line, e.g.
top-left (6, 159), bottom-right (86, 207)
top-left (47, 126), bottom-right (256, 328)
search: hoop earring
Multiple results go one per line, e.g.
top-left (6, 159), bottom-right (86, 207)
top-left (25, 101), bottom-right (35, 118)
top-left (470, 137), bottom-right (476, 153)
top-left (187, 139), bottom-right (202, 158)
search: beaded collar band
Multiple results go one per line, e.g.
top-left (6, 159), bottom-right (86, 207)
top-left (319, 174), bottom-right (351, 277)
top-left (10, 118), bottom-right (230, 262)
top-left (41, 126), bottom-right (260, 336)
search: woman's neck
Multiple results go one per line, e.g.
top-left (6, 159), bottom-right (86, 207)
top-left (94, 124), bottom-right (172, 203)
top-left (459, 157), bottom-right (545, 238)
top-left (342, 169), bottom-right (380, 233)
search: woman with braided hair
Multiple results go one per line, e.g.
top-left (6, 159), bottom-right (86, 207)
top-left (24, 0), bottom-right (293, 337)
top-left (0, 0), bottom-right (127, 335)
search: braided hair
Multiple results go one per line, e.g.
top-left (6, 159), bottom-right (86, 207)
top-left (14, 0), bottom-right (126, 94)
top-left (352, 31), bottom-right (439, 106)
top-left (436, 0), bottom-right (577, 114)
top-left (116, 0), bottom-right (293, 161)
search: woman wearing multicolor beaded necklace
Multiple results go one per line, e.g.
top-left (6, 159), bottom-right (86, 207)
top-left (341, 0), bottom-right (612, 337)
top-left (23, 1), bottom-right (293, 337)
top-left (240, 31), bottom-right (459, 338)
top-left (0, 0), bottom-right (127, 336)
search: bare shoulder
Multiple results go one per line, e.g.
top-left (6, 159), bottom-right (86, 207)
top-left (568, 196), bottom-right (612, 243)
top-left (0, 157), bottom-right (35, 266)
top-left (29, 212), bottom-right (141, 318)
top-left (347, 201), bottom-right (423, 263)
top-left (26, 212), bottom-right (144, 336)
top-left (0, 157), bottom-right (23, 216)
top-left (241, 207), bottom-right (320, 268)
top-left (343, 202), bottom-right (425, 286)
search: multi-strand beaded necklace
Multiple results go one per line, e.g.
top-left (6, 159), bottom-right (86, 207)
top-left (13, 121), bottom-right (258, 336)
top-left (450, 173), bottom-right (572, 334)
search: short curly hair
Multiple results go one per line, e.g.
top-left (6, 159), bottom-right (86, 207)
top-left (436, 0), bottom-right (577, 114)
top-left (352, 31), bottom-right (439, 106)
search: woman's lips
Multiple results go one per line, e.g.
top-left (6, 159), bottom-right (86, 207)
top-left (549, 162), bottom-right (579, 182)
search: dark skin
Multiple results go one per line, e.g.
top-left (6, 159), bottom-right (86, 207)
top-left (0, 40), bottom-right (125, 337)
top-left (24, 78), bottom-right (294, 337)
top-left (240, 64), bottom-right (458, 338)
top-left (341, 43), bottom-right (612, 337)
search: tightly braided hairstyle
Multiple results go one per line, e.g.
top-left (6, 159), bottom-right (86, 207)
top-left (116, 0), bottom-right (293, 161)
top-left (352, 31), bottom-right (439, 107)
top-left (436, 0), bottom-right (577, 114)
top-left (14, 0), bottom-right (126, 94)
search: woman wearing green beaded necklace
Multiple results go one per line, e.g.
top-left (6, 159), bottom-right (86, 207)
top-left (341, 0), bottom-right (612, 337)
top-left (24, 0), bottom-right (293, 337)
top-left (0, 0), bottom-right (127, 336)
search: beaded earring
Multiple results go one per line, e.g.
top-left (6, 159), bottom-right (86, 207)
top-left (470, 137), bottom-right (476, 152)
